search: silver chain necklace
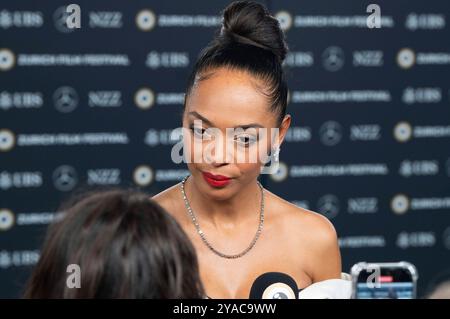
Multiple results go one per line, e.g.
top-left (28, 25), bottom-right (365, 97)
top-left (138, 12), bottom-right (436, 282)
top-left (180, 175), bottom-right (265, 259)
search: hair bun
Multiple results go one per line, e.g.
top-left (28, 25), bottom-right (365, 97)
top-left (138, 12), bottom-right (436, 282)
top-left (219, 1), bottom-right (288, 62)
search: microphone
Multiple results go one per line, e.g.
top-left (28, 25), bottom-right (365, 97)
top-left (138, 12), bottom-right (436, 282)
top-left (249, 272), bottom-right (299, 299)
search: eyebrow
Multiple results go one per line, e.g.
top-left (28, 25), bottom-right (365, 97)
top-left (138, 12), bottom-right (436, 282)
top-left (188, 111), bottom-right (264, 129)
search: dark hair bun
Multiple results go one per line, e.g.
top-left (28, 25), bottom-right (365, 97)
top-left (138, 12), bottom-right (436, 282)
top-left (219, 1), bottom-right (288, 62)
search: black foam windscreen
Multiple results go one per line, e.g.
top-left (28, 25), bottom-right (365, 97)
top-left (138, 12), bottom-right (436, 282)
top-left (249, 272), bottom-right (298, 299)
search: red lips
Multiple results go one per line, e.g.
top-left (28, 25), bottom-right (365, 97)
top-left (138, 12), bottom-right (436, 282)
top-left (202, 172), bottom-right (232, 187)
top-left (203, 172), bottom-right (231, 180)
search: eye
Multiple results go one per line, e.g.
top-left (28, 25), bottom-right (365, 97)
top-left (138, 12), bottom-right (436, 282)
top-left (189, 125), bottom-right (211, 139)
top-left (234, 134), bottom-right (257, 147)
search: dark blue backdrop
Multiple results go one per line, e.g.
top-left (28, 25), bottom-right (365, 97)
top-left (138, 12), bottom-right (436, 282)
top-left (1, 0), bottom-right (450, 298)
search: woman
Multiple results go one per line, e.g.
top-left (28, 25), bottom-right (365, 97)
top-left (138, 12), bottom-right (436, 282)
top-left (153, 0), bottom-right (341, 298)
top-left (24, 190), bottom-right (204, 298)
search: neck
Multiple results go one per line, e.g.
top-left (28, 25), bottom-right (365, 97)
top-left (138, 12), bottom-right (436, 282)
top-left (183, 175), bottom-right (262, 228)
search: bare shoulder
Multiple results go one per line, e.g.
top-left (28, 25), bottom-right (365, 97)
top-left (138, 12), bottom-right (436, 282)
top-left (151, 183), bottom-right (182, 218)
top-left (265, 189), bottom-right (341, 281)
top-left (265, 189), bottom-right (337, 241)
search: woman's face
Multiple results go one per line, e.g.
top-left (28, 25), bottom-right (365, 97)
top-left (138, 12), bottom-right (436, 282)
top-left (182, 67), bottom-right (290, 200)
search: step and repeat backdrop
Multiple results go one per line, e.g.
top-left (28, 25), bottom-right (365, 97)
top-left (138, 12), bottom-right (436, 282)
top-left (1, 0), bottom-right (450, 298)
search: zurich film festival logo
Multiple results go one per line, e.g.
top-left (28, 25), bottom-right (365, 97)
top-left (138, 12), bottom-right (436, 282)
top-left (53, 86), bottom-right (79, 113)
top-left (394, 122), bottom-right (413, 142)
top-left (133, 165), bottom-right (154, 187)
top-left (391, 194), bottom-right (410, 215)
top-left (275, 11), bottom-right (293, 32)
top-left (275, 5), bottom-right (381, 31)
top-left (397, 48), bottom-right (416, 69)
top-left (269, 161), bottom-right (289, 183)
top-left (136, 9), bottom-right (156, 31)
top-left (135, 88), bottom-right (155, 110)
top-left (0, 129), bottom-right (15, 152)
top-left (54, 4), bottom-right (81, 32)
top-left (0, 209), bottom-right (15, 232)
top-left (0, 48), bottom-right (15, 71)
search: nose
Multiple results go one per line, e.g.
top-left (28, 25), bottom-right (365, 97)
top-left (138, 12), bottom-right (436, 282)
top-left (205, 133), bottom-right (233, 166)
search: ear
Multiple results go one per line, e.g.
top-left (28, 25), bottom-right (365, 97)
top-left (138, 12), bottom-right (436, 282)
top-left (276, 114), bottom-right (291, 147)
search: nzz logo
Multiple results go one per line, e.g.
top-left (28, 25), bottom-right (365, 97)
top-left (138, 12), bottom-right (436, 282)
top-left (89, 91), bottom-right (122, 108)
top-left (56, 4), bottom-right (123, 31)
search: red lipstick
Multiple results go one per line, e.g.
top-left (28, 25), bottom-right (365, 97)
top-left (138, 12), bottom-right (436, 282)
top-left (202, 172), bottom-right (232, 188)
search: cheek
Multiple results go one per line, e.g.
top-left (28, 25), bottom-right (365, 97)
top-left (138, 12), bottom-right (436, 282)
top-left (234, 142), bottom-right (269, 175)
top-left (233, 161), bottom-right (263, 185)
top-left (254, 135), bottom-right (273, 164)
top-left (235, 161), bottom-right (261, 175)
top-left (183, 128), bottom-right (198, 164)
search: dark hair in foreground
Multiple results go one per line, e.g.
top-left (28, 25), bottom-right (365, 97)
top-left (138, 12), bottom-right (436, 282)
top-left (24, 189), bottom-right (204, 298)
top-left (184, 0), bottom-right (289, 125)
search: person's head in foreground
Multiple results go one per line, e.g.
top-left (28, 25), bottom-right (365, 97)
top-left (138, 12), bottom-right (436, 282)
top-left (24, 190), bottom-right (205, 298)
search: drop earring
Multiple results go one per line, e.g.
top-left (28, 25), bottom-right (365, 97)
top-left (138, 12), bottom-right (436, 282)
top-left (260, 145), bottom-right (281, 174)
top-left (273, 146), bottom-right (280, 163)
